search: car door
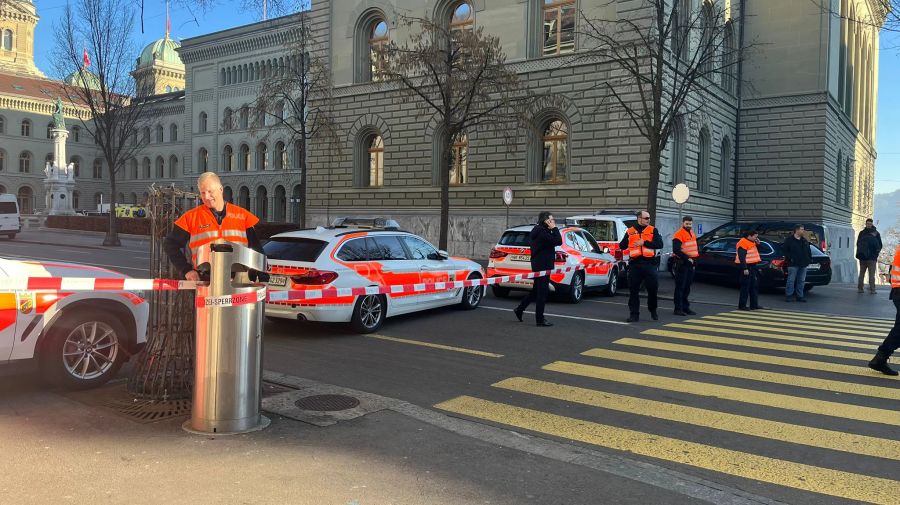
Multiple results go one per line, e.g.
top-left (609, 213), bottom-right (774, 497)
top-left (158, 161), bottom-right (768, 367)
top-left (698, 238), bottom-right (737, 278)
top-left (400, 235), bottom-right (453, 303)
top-left (0, 262), bottom-right (18, 361)
top-left (368, 235), bottom-right (421, 309)
top-left (573, 231), bottom-right (606, 287)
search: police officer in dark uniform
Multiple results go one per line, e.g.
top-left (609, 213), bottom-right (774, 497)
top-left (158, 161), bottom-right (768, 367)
top-left (514, 211), bottom-right (562, 327)
top-left (620, 210), bottom-right (664, 322)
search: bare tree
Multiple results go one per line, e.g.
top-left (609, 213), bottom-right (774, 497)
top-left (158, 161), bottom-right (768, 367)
top-left (55, 0), bottom-right (153, 246)
top-left (377, 14), bottom-right (530, 250)
top-left (252, 12), bottom-right (337, 226)
top-left (579, 0), bottom-right (745, 219)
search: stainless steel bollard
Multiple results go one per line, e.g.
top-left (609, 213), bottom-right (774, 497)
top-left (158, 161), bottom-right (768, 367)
top-left (184, 240), bottom-right (269, 434)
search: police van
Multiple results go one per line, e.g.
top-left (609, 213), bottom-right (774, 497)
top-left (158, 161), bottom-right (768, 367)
top-left (0, 194), bottom-right (21, 239)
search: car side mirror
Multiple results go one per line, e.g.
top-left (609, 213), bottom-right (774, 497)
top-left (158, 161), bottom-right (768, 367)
top-left (437, 250), bottom-right (450, 260)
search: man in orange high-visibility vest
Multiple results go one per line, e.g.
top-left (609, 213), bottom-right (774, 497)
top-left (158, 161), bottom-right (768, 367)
top-left (868, 244), bottom-right (900, 376)
top-left (735, 230), bottom-right (763, 311)
top-left (164, 172), bottom-right (264, 281)
top-left (672, 216), bottom-right (699, 316)
top-left (619, 210), bottom-right (664, 322)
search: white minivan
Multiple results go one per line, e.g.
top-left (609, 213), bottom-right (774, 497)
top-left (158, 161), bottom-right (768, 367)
top-left (0, 194), bottom-right (20, 239)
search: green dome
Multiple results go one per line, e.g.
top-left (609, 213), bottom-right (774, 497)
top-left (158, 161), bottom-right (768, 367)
top-left (137, 36), bottom-right (183, 67)
top-left (64, 69), bottom-right (101, 91)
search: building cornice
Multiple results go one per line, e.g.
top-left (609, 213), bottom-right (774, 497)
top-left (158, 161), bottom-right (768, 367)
top-left (0, 93), bottom-right (91, 119)
top-left (177, 14), bottom-right (303, 64)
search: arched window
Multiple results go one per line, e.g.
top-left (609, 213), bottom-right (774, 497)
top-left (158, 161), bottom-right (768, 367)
top-left (142, 157), bottom-right (151, 178)
top-left (117, 192), bottom-right (125, 204)
top-left (294, 141), bottom-right (303, 170)
top-left (673, 0), bottom-right (691, 60)
top-left (18, 151), bottom-right (31, 173)
top-left (20, 119), bottom-right (31, 137)
top-left (198, 148), bottom-right (209, 173)
top-left (70, 156), bottom-right (81, 177)
top-left (698, 127), bottom-right (710, 192)
top-left (450, 132), bottom-right (468, 185)
top-left (223, 186), bottom-right (233, 203)
top-left (256, 142), bottom-right (268, 170)
top-left (255, 186), bottom-right (268, 220)
top-left (450, 1), bottom-right (474, 30)
top-left (45, 153), bottom-right (54, 167)
top-left (722, 22), bottom-right (736, 93)
top-left (541, 119), bottom-right (568, 182)
top-left (239, 144), bottom-right (250, 171)
top-left (17, 186), bottom-right (33, 214)
top-left (2, 30), bottom-right (12, 51)
top-left (72, 126), bottom-right (80, 142)
top-left (130, 159), bottom-right (138, 179)
top-left (275, 142), bottom-right (287, 170)
top-left (46, 123), bottom-right (54, 139)
top-left (671, 119), bottom-right (686, 184)
top-left (366, 134), bottom-right (384, 187)
top-left (223, 108), bottom-right (233, 130)
top-left (73, 191), bottom-right (80, 209)
top-left (542, 0), bottom-right (575, 56)
top-left (238, 186), bottom-right (250, 209)
top-left (274, 185), bottom-right (286, 222)
top-left (239, 106), bottom-right (249, 129)
top-left (155, 156), bottom-right (164, 178)
top-left (0, 116), bottom-right (5, 134)
top-left (199, 112), bottom-right (208, 133)
top-left (223, 145), bottom-right (234, 172)
top-left (0, 149), bottom-right (5, 171)
top-left (369, 18), bottom-right (389, 82)
top-left (255, 106), bottom-right (266, 127)
top-left (155, 125), bottom-right (164, 143)
top-left (130, 192), bottom-right (137, 204)
top-left (720, 137), bottom-right (732, 196)
top-left (170, 123), bottom-right (178, 142)
top-left (220, 68), bottom-right (226, 85)
top-left (165, 85), bottom-right (172, 93)
top-left (835, 151), bottom-right (843, 203)
top-left (93, 192), bottom-right (102, 208)
top-left (169, 155), bottom-right (179, 178)
top-left (699, 1), bottom-right (716, 75)
top-left (92, 159), bottom-right (103, 179)
top-left (142, 127), bottom-right (150, 143)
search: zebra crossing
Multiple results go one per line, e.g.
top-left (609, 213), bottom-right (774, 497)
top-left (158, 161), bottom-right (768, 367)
top-left (435, 308), bottom-right (900, 504)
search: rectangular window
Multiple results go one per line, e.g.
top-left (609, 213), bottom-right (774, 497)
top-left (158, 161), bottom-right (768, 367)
top-left (543, 0), bottom-right (576, 56)
top-left (264, 238), bottom-right (328, 262)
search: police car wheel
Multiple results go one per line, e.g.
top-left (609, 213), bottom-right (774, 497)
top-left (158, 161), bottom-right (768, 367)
top-left (460, 274), bottom-right (484, 310)
top-left (567, 272), bottom-right (584, 304)
top-left (490, 285), bottom-right (511, 298)
top-left (41, 311), bottom-right (127, 390)
top-left (350, 294), bottom-right (385, 334)
top-left (603, 268), bottom-right (618, 296)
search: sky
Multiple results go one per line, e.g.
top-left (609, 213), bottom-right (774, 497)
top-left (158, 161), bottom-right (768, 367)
top-left (28, 1), bottom-right (900, 195)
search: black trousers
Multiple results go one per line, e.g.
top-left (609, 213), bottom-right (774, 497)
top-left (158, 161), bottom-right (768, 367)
top-left (739, 264), bottom-right (760, 309)
top-left (516, 275), bottom-right (550, 323)
top-left (877, 298), bottom-right (900, 357)
top-left (673, 262), bottom-right (694, 312)
top-left (628, 262), bottom-right (659, 316)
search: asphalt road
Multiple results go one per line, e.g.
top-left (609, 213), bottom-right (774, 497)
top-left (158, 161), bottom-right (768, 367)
top-left (2, 230), bottom-right (899, 505)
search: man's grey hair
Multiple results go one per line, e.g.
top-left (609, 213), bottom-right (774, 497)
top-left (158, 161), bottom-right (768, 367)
top-left (197, 172), bottom-right (222, 188)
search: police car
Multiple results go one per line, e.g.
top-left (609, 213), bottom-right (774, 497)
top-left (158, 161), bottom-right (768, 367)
top-left (487, 224), bottom-right (618, 303)
top-left (0, 258), bottom-right (149, 389)
top-left (263, 218), bottom-right (485, 333)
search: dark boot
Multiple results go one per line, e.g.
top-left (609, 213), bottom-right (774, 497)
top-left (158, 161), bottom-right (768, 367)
top-left (868, 351), bottom-right (899, 376)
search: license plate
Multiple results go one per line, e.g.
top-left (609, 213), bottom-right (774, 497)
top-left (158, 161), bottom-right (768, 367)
top-left (807, 264), bottom-right (820, 271)
top-left (268, 275), bottom-right (288, 286)
top-left (510, 254), bottom-right (530, 262)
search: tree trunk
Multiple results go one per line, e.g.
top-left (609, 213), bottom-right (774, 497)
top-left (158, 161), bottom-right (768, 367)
top-left (646, 144), bottom-right (661, 221)
top-left (438, 139), bottom-right (452, 251)
top-left (298, 133), bottom-right (307, 228)
top-left (103, 168), bottom-right (120, 246)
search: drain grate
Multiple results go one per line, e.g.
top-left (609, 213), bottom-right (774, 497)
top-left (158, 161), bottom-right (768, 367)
top-left (102, 398), bottom-right (192, 424)
top-left (294, 394), bottom-right (360, 412)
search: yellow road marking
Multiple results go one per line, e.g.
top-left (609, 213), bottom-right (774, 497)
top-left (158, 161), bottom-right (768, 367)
top-left (735, 309), bottom-right (894, 327)
top-left (495, 376), bottom-right (900, 460)
top-left (582, 348), bottom-right (900, 401)
top-left (664, 322), bottom-right (878, 349)
top-left (757, 308), bottom-right (893, 322)
top-left (434, 396), bottom-right (900, 504)
top-left (613, 338), bottom-right (891, 379)
top-left (700, 315), bottom-right (886, 338)
top-left (543, 361), bottom-right (900, 426)
top-left (719, 312), bottom-right (892, 331)
top-left (365, 334), bottom-right (503, 358)
top-left (643, 328), bottom-right (873, 360)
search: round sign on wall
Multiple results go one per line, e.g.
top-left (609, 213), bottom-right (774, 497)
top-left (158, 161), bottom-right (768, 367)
top-left (502, 187), bottom-right (513, 206)
top-left (672, 183), bottom-right (690, 204)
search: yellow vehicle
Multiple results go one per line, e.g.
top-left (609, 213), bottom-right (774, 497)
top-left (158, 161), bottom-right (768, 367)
top-left (115, 205), bottom-right (147, 218)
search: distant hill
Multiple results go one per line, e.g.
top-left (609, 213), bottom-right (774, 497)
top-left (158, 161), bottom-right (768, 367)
top-left (874, 190), bottom-right (900, 230)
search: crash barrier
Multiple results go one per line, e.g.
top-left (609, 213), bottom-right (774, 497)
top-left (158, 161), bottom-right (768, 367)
top-left (0, 264), bottom-right (589, 308)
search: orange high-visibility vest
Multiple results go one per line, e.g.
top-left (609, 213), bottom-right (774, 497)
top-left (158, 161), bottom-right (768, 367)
top-left (174, 203), bottom-right (260, 267)
top-left (735, 238), bottom-right (761, 264)
top-left (626, 226), bottom-right (656, 258)
top-left (673, 228), bottom-right (699, 258)
top-left (891, 245), bottom-right (900, 288)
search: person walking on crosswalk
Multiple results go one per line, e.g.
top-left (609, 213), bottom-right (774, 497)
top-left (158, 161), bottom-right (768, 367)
top-left (735, 230), bottom-right (764, 311)
top-left (867, 243), bottom-right (900, 375)
top-left (672, 216), bottom-right (698, 316)
top-left (620, 210), bottom-right (664, 322)
top-left (514, 211), bottom-right (562, 327)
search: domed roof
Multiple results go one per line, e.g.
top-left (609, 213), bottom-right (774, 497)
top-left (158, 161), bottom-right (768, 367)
top-left (64, 69), bottom-right (101, 91)
top-left (137, 36), bottom-right (183, 68)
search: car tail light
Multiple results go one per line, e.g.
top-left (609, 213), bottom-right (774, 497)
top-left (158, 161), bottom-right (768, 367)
top-left (291, 269), bottom-right (338, 285)
top-left (820, 258), bottom-right (831, 269)
top-left (820, 240), bottom-right (827, 252)
top-left (489, 248), bottom-right (508, 259)
top-left (555, 251), bottom-right (569, 263)
top-left (770, 259), bottom-right (785, 269)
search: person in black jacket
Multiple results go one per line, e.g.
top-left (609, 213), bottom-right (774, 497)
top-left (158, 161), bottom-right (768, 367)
top-left (857, 218), bottom-right (883, 294)
top-left (619, 210), bottom-right (664, 322)
top-left (782, 224), bottom-right (812, 302)
top-left (514, 211), bottom-right (563, 327)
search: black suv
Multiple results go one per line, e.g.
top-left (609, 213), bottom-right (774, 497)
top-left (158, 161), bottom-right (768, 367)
top-left (699, 221), bottom-right (830, 254)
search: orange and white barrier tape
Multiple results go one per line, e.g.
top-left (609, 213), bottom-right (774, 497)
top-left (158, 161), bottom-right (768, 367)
top-left (0, 277), bottom-right (199, 292)
top-left (196, 287), bottom-right (267, 308)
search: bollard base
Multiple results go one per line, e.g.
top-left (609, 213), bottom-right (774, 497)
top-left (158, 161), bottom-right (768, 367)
top-left (181, 415), bottom-right (271, 436)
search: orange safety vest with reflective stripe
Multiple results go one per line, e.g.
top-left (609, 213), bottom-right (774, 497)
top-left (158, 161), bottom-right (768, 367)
top-left (672, 228), bottom-right (699, 258)
top-left (734, 238), bottom-right (761, 264)
top-left (174, 203), bottom-right (260, 267)
top-left (891, 245), bottom-right (900, 288)
top-left (626, 226), bottom-right (657, 258)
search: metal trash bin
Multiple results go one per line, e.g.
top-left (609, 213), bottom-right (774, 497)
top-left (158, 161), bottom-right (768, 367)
top-left (184, 240), bottom-right (269, 434)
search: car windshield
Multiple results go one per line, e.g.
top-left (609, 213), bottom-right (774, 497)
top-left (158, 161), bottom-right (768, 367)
top-left (578, 220), bottom-right (617, 241)
top-left (263, 237), bottom-right (328, 262)
top-left (499, 231), bottom-right (531, 247)
top-left (758, 228), bottom-right (822, 246)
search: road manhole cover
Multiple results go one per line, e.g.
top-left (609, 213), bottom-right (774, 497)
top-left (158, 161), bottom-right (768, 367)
top-left (294, 394), bottom-right (360, 412)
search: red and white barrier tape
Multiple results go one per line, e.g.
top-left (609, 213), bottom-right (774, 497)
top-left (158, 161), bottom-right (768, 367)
top-left (0, 277), bottom-right (199, 292)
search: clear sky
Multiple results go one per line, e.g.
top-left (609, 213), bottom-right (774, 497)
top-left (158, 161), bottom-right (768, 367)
top-left (29, 1), bottom-right (900, 195)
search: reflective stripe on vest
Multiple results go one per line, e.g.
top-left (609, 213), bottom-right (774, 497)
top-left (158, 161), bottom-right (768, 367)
top-left (626, 226), bottom-right (656, 258)
top-left (735, 238), bottom-right (761, 264)
top-left (673, 228), bottom-right (699, 258)
top-left (891, 246), bottom-right (900, 288)
top-left (174, 203), bottom-right (259, 267)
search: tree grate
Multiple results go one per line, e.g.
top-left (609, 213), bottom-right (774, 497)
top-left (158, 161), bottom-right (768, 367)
top-left (101, 398), bottom-right (193, 424)
top-left (294, 394), bottom-right (360, 412)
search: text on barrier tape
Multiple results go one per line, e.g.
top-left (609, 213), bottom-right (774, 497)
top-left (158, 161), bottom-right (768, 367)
top-left (196, 287), bottom-right (267, 308)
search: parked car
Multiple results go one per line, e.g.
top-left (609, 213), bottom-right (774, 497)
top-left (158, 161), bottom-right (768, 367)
top-left (563, 212), bottom-right (639, 277)
top-left (0, 193), bottom-right (21, 239)
top-left (699, 221), bottom-right (831, 254)
top-left (487, 224), bottom-right (619, 303)
top-left (263, 218), bottom-right (485, 333)
top-left (0, 258), bottom-right (149, 388)
top-left (667, 236), bottom-right (832, 290)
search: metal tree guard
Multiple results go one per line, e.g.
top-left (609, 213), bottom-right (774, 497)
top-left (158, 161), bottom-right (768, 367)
top-left (127, 185), bottom-right (198, 400)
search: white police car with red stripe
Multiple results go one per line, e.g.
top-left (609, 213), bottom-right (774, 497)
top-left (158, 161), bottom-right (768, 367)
top-left (0, 258), bottom-right (149, 389)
